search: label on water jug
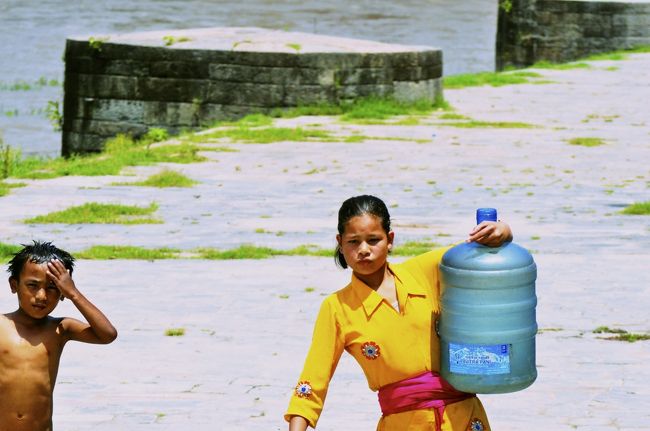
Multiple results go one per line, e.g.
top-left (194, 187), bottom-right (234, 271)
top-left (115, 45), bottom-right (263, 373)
top-left (449, 343), bottom-right (511, 375)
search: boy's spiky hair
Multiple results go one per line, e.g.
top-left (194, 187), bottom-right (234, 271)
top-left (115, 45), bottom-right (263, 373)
top-left (7, 240), bottom-right (75, 280)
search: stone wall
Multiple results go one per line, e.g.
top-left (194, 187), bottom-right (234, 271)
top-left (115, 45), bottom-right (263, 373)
top-left (496, 0), bottom-right (650, 70)
top-left (62, 27), bottom-right (442, 155)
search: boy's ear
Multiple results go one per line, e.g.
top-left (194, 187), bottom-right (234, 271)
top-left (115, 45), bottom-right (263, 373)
top-left (9, 277), bottom-right (17, 293)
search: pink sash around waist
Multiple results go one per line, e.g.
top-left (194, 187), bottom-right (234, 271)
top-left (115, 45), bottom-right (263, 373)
top-left (378, 371), bottom-right (474, 431)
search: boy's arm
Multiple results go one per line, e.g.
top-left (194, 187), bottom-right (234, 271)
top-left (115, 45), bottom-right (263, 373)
top-left (47, 259), bottom-right (118, 344)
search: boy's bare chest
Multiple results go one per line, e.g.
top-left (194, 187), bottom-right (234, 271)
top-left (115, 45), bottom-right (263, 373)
top-left (0, 319), bottom-right (63, 378)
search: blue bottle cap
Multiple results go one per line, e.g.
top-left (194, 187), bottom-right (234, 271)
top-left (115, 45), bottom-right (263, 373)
top-left (476, 208), bottom-right (497, 224)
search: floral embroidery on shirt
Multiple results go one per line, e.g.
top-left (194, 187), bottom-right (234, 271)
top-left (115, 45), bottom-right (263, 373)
top-left (361, 341), bottom-right (381, 360)
top-left (294, 381), bottom-right (312, 398)
top-left (469, 418), bottom-right (484, 431)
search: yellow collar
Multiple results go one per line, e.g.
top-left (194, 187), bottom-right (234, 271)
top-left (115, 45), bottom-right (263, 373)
top-left (350, 262), bottom-right (427, 318)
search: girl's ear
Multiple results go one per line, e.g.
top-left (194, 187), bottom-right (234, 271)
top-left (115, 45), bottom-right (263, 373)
top-left (336, 233), bottom-right (342, 247)
top-left (9, 277), bottom-right (17, 293)
top-left (387, 231), bottom-right (395, 250)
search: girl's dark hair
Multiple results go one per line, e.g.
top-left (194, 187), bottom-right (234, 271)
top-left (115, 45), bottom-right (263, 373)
top-left (335, 195), bottom-right (391, 269)
top-left (7, 240), bottom-right (75, 281)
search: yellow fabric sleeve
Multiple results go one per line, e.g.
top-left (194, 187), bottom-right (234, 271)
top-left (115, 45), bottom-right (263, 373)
top-left (284, 296), bottom-right (346, 428)
top-left (400, 245), bottom-right (453, 311)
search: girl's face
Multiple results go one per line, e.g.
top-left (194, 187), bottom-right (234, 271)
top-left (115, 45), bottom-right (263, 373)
top-left (337, 213), bottom-right (394, 279)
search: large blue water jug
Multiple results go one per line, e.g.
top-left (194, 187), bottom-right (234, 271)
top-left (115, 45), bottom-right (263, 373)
top-left (438, 208), bottom-right (537, 393)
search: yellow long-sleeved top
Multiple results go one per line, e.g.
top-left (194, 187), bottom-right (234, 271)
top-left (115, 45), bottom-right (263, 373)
top-left (284, 247), bottom-right (490, 430)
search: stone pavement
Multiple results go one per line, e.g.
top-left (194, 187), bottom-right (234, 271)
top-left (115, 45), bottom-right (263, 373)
top-left (1, 53), bottom-right (649, 430)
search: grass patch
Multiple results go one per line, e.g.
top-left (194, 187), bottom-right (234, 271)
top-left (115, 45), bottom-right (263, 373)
top-left (165, 328), bottom-right (185, 336)
top-left (0, 181), bottom-right (26, 197)
top-left (593, 326), bottom-right (650, 342)
top-left (178, 97), bottom-right (451, 145)
top-left (196, 244), bottom-right (331, 259)
top-left (5, 241), bottom-right (457, 263)
top-left (392, 240), bottom-right (442, 256)
top-left (24, 202), bottom-right (162, 225)
top-left (195, 126), bottom-right (333, 144)
top-left (529, 61), bottom-right (591, 70)
top-left (272, 104), bottom-right (345, 118)
top-left (274, 96), bottom-right (450, 122)
top-left (217, 113), bottom-right (274, 128)
top-left (444, 71), bottom-right (544, 89)
top-left (340, 97), bottom-right (447, 122)
top-left (7, 131), bottom-right (206, 180)
top-left (76, 245), bottom-right (181, 260)
top-left (444, 45), bottom-right (650, 90)
top-left (438, 112), bottom-right (469, 120)
top-left (566, 137), bottom-right (606, 147)
top-left (114, 169), bottom-right (198, 188)
top-left (0, 243), bottom-right (22, 262)
top-left (162, 35), bottom-right (192, 46)
top-left (0, 76), bottom-right (60, 91)
top-left (437, 120), bottom-right (536, 129)
top-left (580, 45), bottom-right (650, 62)
top-left (620, 201), bottom-right (650, 215)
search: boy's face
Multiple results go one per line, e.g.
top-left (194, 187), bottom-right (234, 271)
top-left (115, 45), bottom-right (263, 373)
top-left (9, 259), bottom-right (62, 320)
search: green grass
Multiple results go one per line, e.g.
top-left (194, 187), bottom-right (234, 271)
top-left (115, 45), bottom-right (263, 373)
top-left (272, 104), bottom-right (345, 118)
top-left (273, 96), bottom-right (450, 122)
top-left (24, 202), bottom-right (162, 225)
top-left (195, 244), bottom-right (331, 259)
top-left (392, 240), bottom-right (442, 256)
top-left (437, 120), bottom-right (536, 129)
top-left (438, 112), bottom-right (469, 120)
top-left (581, 45), bottom-right (650, 62)
top-left (529, 61), bottom-right (591, 70)
top-left (217, 113), bottom-right (274, 128)
top-left (76, 245), bottom-right (181, 260)
top-left (2, 240), bottom-right (456, 262)
top-left (165, 328), bottom-right (185, 336)
top-left (0, 181), bottom-right (26, 197)
top-left (340, 97), bottom-right (447, 121)
top-left (0, 77), bottom-right (61, 91)
top-left (114, 169), bottom-right (198, 188)
top-left (566, 137), bottom-right (606, 147)
top-left (162, 35), bottom-right (192, 46)
top-left (194, 126), bottom-right (333, 144)
top-left (444, 71), bottom-right (544, 89)
top-left (444, 45), bottom-right (650, 90)
top-left (620, 201), bottom-right (650, 215)
top-left (593, 326), bottom-right (650, 342)
top-left (0, 243), bottom-right (22, 262)
top-left (286, 43), bottom-right (302, 52)
top-left (8, 134), bottom-right (205, 180)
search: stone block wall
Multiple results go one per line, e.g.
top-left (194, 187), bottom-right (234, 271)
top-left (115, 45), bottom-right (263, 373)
top-left (62, 28), bottom-right (442, 155)
top-left (496, 0), bottom-right (650, 70)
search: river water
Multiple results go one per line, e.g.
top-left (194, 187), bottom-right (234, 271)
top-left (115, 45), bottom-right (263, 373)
top-left (0, 0), bottom-right (497, 157)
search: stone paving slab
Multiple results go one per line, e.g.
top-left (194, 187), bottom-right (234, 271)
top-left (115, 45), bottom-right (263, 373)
top-left (69, 27), bottom-right (439, 53)
top-left (1, 53), bottom-right (650, 430)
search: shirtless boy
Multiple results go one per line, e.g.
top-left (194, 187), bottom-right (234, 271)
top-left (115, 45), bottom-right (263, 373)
top-left (1, 241), bottom-right (117, 431)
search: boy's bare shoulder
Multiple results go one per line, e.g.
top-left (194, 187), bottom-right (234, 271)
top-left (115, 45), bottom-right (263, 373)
top-left (0, 312), bottom-right (65, 336)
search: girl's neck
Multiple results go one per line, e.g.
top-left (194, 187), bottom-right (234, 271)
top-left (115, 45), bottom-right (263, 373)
top-left (354, 263), bottom-right (391, 291)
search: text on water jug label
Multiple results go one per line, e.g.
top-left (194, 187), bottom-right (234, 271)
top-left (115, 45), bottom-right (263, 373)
top-left (449, 343), bottom-right (511, 375)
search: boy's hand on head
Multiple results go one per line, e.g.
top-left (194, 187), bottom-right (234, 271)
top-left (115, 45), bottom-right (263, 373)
top-left (46, 258), bottom-right (78, 300)
top-left (467, 221), bottom-right (513, 247)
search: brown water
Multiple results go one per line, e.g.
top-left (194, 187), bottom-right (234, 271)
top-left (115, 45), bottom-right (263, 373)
top-left (0, 0), bottom-right (497, 157)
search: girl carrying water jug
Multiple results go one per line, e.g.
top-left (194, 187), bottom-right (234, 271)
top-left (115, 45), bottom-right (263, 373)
top-left (285, 195), bottom-right (512, 431)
